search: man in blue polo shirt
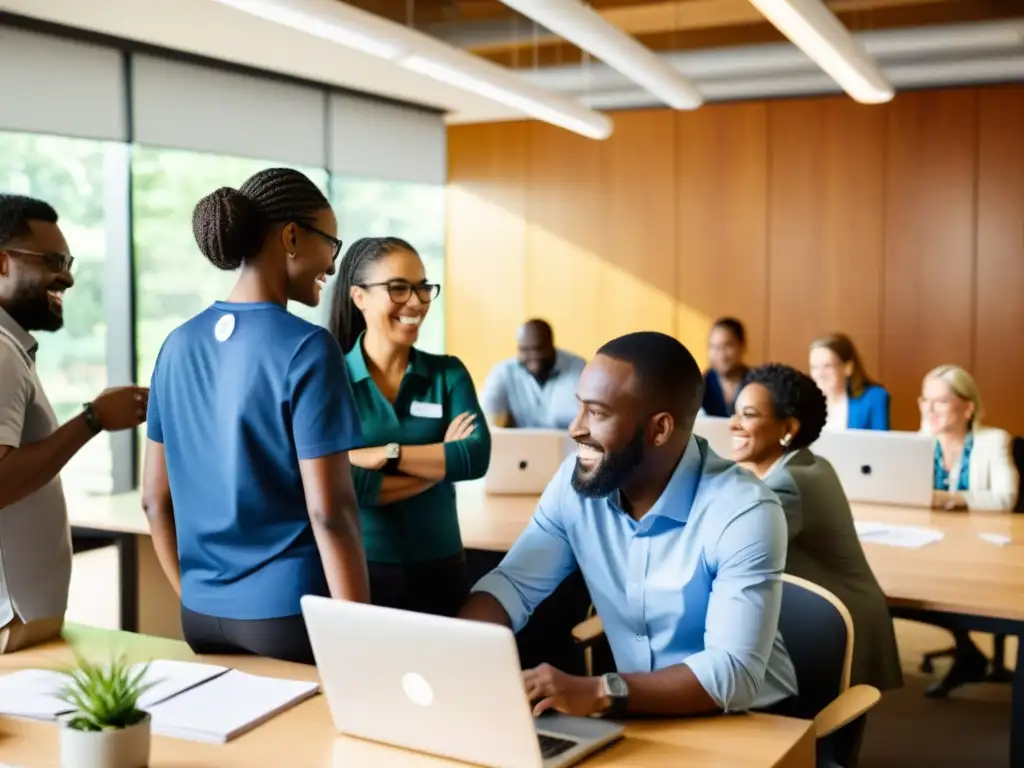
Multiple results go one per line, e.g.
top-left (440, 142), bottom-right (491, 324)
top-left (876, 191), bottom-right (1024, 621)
top-left (480, 319), bottom-right (585, 430)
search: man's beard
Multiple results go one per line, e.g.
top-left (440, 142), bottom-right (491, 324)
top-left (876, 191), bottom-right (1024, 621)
top-left (5, 286), bottom-right (62, 332)
top-left (571, 427), bottom-right (646, 499)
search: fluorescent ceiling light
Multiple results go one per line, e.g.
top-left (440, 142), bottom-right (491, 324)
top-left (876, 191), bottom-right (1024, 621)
top-left (749, 0), bottom-right (894, 103)
top-left (495, 0), bottom-right (703, 110)
top-left (403, 56), bottom-right (610, 139)
top-left (212, 0), bottom-right (406, 59)
top-left (208, 0), bottom-right (613, 139)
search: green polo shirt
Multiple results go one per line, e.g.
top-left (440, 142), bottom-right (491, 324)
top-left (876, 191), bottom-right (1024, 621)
top-left (345, 337), bottom-right (491, 564)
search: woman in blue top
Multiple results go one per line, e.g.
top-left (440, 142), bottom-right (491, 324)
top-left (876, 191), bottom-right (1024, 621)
top-left (142, 168), bottom-right (369, 665)
top-left (808, 333), bottom-right (890, 431)
top-left (701, 317), bottom-right (749, 418)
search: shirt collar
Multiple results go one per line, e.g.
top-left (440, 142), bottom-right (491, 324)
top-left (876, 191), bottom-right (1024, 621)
top-left (0, 307), bottom-right (37, 361)
top-left (344, 331), bottom-right (428, 383)
top-left (613, 434), bottom-right (703, 525)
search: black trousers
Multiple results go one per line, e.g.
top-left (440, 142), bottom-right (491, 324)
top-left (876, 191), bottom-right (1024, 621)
top-left (368, 552), bottom-right (470, 618)
top-left (180, 605), bottom-right (315, 666)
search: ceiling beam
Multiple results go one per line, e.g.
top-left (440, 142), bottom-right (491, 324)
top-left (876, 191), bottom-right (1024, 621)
top-left (463, 0), bottom-right (970, 55)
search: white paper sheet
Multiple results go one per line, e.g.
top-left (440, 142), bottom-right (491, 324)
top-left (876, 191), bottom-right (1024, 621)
top-left (978, 532), bottom-right (1011, 547)
top-left (0, 669), bottom-right (69, 719)
top-left (146, 669), bottom-right (319, 743)
top-left (855, 521), bottom-right (945, 549)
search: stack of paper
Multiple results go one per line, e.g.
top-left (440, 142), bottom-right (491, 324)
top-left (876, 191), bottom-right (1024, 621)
top-left (855, 520), bottom-right (944, 549)
top-left (0, 659), bottom-right (318, 743)
top-left (0, 669), bottom-right (68, 720)
top-left (146, 669), bottom-right (320, 743)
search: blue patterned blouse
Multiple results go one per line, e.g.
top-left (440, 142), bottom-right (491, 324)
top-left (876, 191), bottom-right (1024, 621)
top-left (934, 432), bottom-right (974, 492)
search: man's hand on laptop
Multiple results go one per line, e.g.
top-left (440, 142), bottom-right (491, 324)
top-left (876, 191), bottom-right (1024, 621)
top-left (522, 663), bottom-right (607, 717)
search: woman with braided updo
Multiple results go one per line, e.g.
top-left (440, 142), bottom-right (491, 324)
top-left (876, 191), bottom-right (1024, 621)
top-left (142, 168), bottom-right (369, 664)
top-left (328, 237), bottom-right (490, 617)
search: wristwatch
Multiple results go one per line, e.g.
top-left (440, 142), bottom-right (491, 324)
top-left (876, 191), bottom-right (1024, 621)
top-left (81, 402), bottom-right (103, 435)
top-left (383, 443), bottom-right (401, 474)
top-left (600, 673), bottom-right (629, 718)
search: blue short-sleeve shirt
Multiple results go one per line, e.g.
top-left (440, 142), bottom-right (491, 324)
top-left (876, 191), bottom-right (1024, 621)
top-left (147, 301), bottom-right (364, 620)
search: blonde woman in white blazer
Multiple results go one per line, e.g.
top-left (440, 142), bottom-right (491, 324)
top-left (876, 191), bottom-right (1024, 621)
top-left (917, 364), bottom-right (1020, 698)
top-left (919, 365), bottom-right (1019, 512)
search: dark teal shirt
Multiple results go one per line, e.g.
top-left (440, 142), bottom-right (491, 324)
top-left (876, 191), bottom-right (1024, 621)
top-left (344, 337), bottom-right (491, 564)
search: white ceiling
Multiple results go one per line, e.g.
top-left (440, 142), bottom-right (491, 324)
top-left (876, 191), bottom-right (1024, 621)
top-left (3, 0), bottom-right (1022, 129)
top-left (0, 0), bottom-right (526, 123)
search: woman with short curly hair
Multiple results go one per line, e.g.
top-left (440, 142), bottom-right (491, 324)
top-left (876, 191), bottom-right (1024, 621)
top-left (729, 363), bottom-right (903, 692)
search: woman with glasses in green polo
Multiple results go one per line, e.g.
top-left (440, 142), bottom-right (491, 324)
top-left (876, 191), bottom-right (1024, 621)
top-left (328, 237), bottom-right (491, 617)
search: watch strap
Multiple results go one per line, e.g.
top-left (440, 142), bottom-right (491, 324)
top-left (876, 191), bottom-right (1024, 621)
top-left (383, 443), bottom-right (401, 474)
top-left (81, 402), bottom-right (103, 435)
top-left (601, 673), bottom-right (629, 718)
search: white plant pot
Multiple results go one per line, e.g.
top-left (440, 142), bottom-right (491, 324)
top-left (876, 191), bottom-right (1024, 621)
top-left (58, 712), bottom-right (151, 768)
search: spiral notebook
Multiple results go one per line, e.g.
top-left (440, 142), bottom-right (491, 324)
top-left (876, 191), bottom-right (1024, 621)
top-left (0, 659), bottom-right (319, 743)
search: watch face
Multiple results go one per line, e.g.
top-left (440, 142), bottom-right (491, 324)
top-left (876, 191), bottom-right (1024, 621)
top-left (386, 444), bottom-right (400, 459)
top-left (606, 674), bottom-right (628, 698)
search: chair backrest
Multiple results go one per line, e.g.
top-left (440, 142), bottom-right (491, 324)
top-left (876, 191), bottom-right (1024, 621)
top-left (778, 574), bottom-right (854, 720)
top-left (1012, 436), bottom-right (1024, 513)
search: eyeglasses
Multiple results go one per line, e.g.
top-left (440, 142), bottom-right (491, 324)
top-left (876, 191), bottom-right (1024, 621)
top-left (297, 223), bottom-right (343, 261)
top-left (359, 280), bottom-right (441, 305)
top-left (4, 247), bottom-right (74, 273)
top-left (918, 396), bottom-right (960, 410)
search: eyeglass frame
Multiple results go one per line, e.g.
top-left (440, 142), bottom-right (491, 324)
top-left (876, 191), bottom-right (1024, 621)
top-left (2, 247), bottom-right (75, 273)
top-left (358, 279), bottom-right (442, 304)
top-left (296, 222), bottom-right (343, 262)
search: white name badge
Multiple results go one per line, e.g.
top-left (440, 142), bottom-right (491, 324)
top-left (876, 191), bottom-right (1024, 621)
top-left (214, 314), bottom-right (235, 342)
top-left (410, 401), bottom-right (443, 419)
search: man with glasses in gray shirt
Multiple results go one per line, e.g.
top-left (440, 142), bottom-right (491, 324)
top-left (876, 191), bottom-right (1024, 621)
top-left (480, 319), bottom-right (586, 430)
top-left (0, 194), bottom-right (148, 653)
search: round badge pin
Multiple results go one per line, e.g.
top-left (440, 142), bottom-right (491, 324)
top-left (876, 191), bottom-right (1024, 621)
top-left (214, 314), bottom-right (235, 342)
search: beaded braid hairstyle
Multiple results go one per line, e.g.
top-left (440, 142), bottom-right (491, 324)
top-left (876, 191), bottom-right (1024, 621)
top-left (191, 168), bottom-right (330, 271)
top-left (328, 236), bottom-right (419, 355)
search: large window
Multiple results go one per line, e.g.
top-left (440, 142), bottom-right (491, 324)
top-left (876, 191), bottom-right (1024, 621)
top-left (131, 147), bottom-right (328, 385)
top-left (0, 131), bottom-right (114, 494)
top-left (330, 178), bottom-right (446, 354)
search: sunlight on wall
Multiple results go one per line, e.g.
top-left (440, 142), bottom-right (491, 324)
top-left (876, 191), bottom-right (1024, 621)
top-left (446, 185), bottom-right (526, 386)
top-left (447, 187), bottom-right (712, 387)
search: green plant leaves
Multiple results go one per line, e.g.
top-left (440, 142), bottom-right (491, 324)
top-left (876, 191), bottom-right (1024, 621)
top-left (53, 654), bottom-right (159, 732)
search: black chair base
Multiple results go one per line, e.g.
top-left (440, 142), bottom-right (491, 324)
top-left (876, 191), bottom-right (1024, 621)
top-left (921, 631), bottom-right (1012, 698)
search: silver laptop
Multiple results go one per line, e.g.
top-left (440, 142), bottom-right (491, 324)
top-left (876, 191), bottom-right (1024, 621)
top-left (810, 429), bottom-right (935, 507)
top-left (693, 415), bottom-right (734, 459)
top-left (301, 596), bottom-right (623, 768)
top-left (484, 427), bottom-right (576, 495)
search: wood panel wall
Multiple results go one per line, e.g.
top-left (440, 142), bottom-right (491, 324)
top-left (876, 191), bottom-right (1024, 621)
top-left (446, 85), bottom-right (1024, 435)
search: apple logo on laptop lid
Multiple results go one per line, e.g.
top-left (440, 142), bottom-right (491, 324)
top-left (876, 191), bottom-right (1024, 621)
top-left (402, 672), bottom-right (434, 707)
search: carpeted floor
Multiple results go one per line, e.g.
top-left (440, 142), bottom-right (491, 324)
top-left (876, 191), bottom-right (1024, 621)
top-left (858, 621), bottom-right (1013, 768)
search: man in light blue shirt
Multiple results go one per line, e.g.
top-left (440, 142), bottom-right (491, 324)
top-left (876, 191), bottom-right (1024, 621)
top-left (480, 319), bottom-right (585, 429)
top-left (460, 331), bottom-right (797, 718)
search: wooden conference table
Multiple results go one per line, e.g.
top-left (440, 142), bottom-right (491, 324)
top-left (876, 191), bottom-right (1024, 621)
top-left (67, 482), bottom-right (1024, 765)
top-left (0, 625), bottom-right (816, 767)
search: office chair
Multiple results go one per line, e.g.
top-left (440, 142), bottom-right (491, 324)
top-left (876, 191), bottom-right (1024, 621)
top-left (919, 435), bottom-right (1024, 689)
top-left (572, 574), bottom-right (881, 768)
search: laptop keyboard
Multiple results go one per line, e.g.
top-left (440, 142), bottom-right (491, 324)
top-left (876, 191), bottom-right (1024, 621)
top-left (538, 734), bottom-right (577, 759)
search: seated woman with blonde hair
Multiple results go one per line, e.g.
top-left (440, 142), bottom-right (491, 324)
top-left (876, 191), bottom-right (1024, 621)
top-left (920, 364), bottom-right (1018, 511)
top-left (917, 364), bottom-right (1019, 697)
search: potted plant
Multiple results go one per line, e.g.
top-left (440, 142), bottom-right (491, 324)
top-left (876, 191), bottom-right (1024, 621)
top-left (53, 655), bottom-right (156, 768)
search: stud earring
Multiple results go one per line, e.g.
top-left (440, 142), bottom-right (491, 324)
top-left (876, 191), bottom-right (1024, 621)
top-left (780, 434), bottom-right (792, 447)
